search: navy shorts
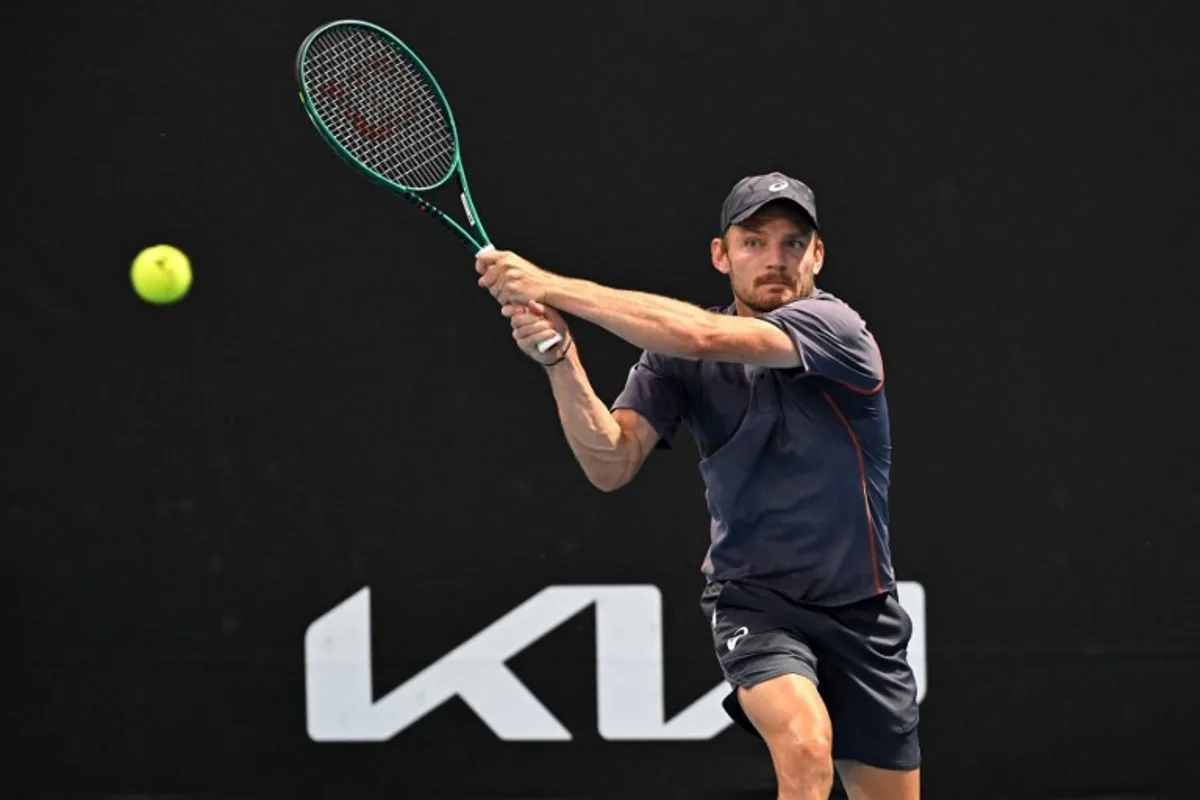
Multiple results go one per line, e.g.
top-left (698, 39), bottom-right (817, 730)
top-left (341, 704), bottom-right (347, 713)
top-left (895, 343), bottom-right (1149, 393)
top-left (700, 580), bottom-right (921, 770)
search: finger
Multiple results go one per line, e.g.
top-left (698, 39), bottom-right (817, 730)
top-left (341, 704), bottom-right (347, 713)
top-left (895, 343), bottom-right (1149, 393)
top-left (527, 300), bottom-right (560, 323)
top-left (504, 304), bottom-right (544, 321)
top-left (513, 315), bottom-right (551, 334)
top-left (514, 320), bottom-right (551, 339)
top-left (514, 321), bottom-right (553, 338)
top-left (514, 329), bottom-right (544, 349)
top-left (515, 328), bottom-right (561, 353)
top-left (475, 249), bottom-right (505, 273)
top-left (511, 311), bottom-right (546, 327)
top-left (484, 262), bottom-right (512, 288)
top-left (529, 301), bottom-right (562, 326)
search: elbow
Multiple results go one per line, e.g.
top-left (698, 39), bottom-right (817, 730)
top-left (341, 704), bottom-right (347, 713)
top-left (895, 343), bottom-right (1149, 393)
top-left (687, 319), bottom-right (722, 360)
top-left (583, 461), bottom-right (632, 493)
top-left (578, 430), bottom-right (641, 492)
top-left (587, 471), bottom-right (629, 493)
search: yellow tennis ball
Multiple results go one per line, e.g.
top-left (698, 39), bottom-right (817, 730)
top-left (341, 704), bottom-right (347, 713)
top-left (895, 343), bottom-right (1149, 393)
top-left (131, 244), bottom-right (192, 304)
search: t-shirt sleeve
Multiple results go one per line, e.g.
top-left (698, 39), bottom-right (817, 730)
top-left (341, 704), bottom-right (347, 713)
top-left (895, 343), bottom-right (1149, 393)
top-left (760, 297), bottom-right (884, 392)
top-left (610, 351), bottom-right (686, 449)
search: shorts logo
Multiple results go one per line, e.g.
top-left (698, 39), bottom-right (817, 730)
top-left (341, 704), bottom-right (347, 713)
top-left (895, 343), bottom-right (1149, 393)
top-left (726, 626), bottom-right (750, 652)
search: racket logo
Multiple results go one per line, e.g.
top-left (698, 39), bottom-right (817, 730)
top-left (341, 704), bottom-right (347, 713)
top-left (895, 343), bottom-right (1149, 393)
top-left (768, 180), bottom-right (789, 192)
top-left (317, 55), bottom-right (415, 144)
top-left (319, 80), bottom-right (393, 142)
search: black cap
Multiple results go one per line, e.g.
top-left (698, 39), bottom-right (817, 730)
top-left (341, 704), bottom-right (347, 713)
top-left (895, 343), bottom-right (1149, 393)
top-left (719, 171), bottom-right (818, 233)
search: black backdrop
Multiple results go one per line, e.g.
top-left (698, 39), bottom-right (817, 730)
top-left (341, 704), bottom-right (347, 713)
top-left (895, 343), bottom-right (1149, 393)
top-left (4, 2), bottom-right (1199, 798)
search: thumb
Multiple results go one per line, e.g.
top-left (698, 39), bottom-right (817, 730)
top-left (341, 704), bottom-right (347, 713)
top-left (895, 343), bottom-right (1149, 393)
top-left (528, 300), bottom-right (564, 326)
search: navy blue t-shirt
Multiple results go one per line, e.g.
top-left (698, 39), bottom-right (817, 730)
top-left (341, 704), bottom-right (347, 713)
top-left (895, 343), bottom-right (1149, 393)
top-left (611, 289), bottom-right (894, 607)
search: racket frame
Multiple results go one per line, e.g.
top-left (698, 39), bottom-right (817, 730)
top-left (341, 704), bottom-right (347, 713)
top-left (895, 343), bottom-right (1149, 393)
top-left (296, 19), bottom-right (562, 353)
top-left (295, 19), bottom-right (492, 254)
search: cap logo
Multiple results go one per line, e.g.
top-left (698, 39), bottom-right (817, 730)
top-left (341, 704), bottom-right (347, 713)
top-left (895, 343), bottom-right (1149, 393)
top-left (767, 180), bottom-right (788, 192)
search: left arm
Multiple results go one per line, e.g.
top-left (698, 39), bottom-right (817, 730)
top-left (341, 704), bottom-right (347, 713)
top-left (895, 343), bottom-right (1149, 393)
top-left (476, 251), bottom-right (799, 367)
top-left (547, 277), bottom-right (800, 367)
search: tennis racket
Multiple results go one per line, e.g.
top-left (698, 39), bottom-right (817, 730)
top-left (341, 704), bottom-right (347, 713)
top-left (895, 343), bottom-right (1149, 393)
top-left (295, 19), bottom-right (562, 352)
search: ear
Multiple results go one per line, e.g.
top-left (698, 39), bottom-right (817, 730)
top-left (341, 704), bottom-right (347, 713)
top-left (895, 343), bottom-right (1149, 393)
top-left (711, 236), bottom-right (731, 276)
top-left (811, 236), bottom-right (826, 276)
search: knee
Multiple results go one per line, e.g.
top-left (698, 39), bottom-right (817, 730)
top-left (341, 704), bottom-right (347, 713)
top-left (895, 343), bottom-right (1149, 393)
top-left (772, 726), bottom-right (834, 783)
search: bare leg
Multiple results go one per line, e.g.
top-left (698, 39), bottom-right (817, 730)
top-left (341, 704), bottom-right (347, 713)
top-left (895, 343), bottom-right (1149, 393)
top-left (736, 674), bottom-right (835, 800)
top-left (836, 760), bottom-right (920, 800)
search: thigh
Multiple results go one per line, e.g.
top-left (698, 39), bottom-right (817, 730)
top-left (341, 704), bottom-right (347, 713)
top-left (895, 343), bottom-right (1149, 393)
top-left (813, 591), bottom-right (921, 770)
top-left (700, 581), bottom-right (820, 737)
top-left (738, 672), bottom-right (832, 744)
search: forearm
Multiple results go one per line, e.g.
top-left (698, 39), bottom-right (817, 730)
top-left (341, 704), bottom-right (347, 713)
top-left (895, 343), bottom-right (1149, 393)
top-left (545, 278), bottom-right (717, 359)
top-left (542, 343), bottom-right (628, 483)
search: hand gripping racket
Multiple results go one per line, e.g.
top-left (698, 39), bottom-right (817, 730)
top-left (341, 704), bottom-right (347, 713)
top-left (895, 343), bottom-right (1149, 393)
top-left (295, 20), bottom-right (563, 352)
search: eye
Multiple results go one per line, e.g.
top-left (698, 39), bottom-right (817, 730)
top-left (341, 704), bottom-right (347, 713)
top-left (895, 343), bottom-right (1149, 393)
top-left (745, 238), bottom-right (763, 248)
top-left (787, 239), bottom-right (807, 250)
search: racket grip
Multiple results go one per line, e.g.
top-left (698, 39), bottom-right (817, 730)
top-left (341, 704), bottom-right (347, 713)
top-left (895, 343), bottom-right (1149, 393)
top-left (474, 245), bottom-right (564, 355)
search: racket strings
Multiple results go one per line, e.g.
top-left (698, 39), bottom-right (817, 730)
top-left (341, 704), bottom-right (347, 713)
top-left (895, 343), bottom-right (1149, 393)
top-left (302, 27), bottom-right (457, 189)
top-left (385, 67), bottom-right (456, 177)
top-left (316, 31), bottom-right (452, 186)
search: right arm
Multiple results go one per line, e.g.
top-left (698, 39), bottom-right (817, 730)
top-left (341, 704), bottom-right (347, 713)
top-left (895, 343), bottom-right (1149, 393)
top-left (502, 302), bottom-right (660, 491)
top-left (543, 345), bottom-right (660, 492)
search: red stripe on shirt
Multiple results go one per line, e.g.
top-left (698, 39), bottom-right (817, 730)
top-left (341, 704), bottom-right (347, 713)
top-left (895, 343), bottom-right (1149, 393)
top-left (821, 388), bottom-right (883, 594)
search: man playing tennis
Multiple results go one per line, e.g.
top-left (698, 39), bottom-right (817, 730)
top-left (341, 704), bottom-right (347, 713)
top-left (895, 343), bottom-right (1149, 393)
top-left (476, 172), bottom-right (920, 800)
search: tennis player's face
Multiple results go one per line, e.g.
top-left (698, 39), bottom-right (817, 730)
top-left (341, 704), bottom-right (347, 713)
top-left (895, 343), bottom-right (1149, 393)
top-left (712, 207), bottom-right (823, 315)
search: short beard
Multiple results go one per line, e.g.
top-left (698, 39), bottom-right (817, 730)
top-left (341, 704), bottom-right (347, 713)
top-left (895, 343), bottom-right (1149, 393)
top-left (732, 275), bottom-right (814, 314)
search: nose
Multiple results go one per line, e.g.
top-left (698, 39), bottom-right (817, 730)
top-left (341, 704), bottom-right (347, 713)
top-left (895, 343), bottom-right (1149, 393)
top-left (766, 242), bottom-right (789, 267)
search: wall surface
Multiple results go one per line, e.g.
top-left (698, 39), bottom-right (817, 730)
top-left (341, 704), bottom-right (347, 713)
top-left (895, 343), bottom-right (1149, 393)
top-left (4, 2), bottom-right (1199, 798)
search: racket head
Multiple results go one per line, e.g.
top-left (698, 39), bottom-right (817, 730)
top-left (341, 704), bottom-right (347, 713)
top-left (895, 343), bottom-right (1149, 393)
top-left (296, 20), bottom-right (462, 193)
